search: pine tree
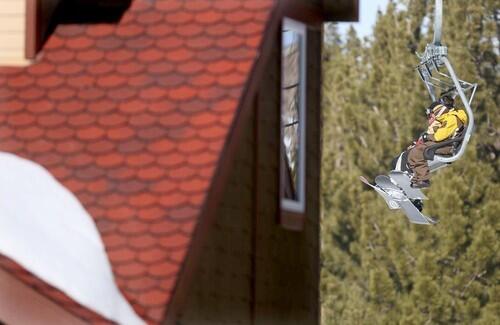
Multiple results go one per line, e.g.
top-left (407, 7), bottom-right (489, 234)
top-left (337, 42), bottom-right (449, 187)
top-left (321, 1), bottom-right (499, 324)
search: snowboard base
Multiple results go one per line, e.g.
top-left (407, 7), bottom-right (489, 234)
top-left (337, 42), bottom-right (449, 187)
top-left (360, 175), bottom-right (437, 225)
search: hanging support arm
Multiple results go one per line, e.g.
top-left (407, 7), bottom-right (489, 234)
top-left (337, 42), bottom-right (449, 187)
top-left (432, 0), bottom-right (443, 45)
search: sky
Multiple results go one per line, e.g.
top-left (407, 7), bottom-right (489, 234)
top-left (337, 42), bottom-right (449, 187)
top-left (337, 0), bottom-right (390, 38)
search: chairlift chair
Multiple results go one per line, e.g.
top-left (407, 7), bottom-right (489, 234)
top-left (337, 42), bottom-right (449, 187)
top-left (363, 0), bottom-right (479, 224)
top-left (415, 0), bottom-right (477, 172)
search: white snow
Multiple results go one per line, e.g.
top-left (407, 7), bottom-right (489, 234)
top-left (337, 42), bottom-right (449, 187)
top-left (0, 152), bottom-right (145, 325)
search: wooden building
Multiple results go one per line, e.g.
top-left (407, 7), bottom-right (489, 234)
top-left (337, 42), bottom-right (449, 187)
top-left (0, 0), bottom-right (358, 324)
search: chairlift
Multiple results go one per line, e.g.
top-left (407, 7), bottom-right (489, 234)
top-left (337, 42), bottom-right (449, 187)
top-left (415, 0), bottom-right (477, 169)
top-left (360, 0), bottom-right (479, 225)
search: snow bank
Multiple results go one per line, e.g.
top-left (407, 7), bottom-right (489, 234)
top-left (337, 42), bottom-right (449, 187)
top-left (0, 152), bottom-right (144, 325)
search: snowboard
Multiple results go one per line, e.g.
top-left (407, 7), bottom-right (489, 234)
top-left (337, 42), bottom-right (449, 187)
top-left (360, 175), bottom-right (437, 225)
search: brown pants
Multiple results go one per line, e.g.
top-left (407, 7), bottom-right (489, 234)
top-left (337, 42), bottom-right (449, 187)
top-left (407, 141), bottom-right (453, 182)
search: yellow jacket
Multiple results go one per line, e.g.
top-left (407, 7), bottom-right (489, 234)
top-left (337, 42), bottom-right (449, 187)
top-left (431, 109), bottom-right (468, 142)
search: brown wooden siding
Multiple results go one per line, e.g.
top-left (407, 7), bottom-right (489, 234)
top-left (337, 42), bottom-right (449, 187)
top-left (174, 27), bottom-right (322, 325)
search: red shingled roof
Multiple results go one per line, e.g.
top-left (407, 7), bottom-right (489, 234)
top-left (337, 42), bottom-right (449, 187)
top-left (0, 0), bottom-right (275, 323)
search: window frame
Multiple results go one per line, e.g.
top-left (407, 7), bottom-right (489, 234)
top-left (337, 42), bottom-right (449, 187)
top-left (280, 17), bottom-right (307, 216)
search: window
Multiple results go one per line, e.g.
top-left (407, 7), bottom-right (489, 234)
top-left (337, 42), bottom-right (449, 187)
top-left (280, 18), bottom-right (306, 214)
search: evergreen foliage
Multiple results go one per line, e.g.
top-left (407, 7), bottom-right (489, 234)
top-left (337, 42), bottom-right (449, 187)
top-left (321, 1), bottom-right (499, 324)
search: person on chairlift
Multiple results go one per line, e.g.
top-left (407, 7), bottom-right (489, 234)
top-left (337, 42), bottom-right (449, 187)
top-left (408, 95), bottom-right (468, 188)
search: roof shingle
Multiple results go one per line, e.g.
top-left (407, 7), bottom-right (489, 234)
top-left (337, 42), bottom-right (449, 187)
top-left (0, 0), bottom-right (275, 323)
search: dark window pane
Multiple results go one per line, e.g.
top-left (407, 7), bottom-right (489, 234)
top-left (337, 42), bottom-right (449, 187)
top-left (281, 26), bottom-right (303, 202)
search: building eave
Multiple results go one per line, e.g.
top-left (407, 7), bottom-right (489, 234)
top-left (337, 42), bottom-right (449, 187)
top-left (322, 0), bottom-right (359, 22)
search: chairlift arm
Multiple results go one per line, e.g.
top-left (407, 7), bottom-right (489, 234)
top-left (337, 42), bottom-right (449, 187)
top-left (415, 0), bottom-right (478, 164)
top-left (433, 0), bottom-right (443, 45)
